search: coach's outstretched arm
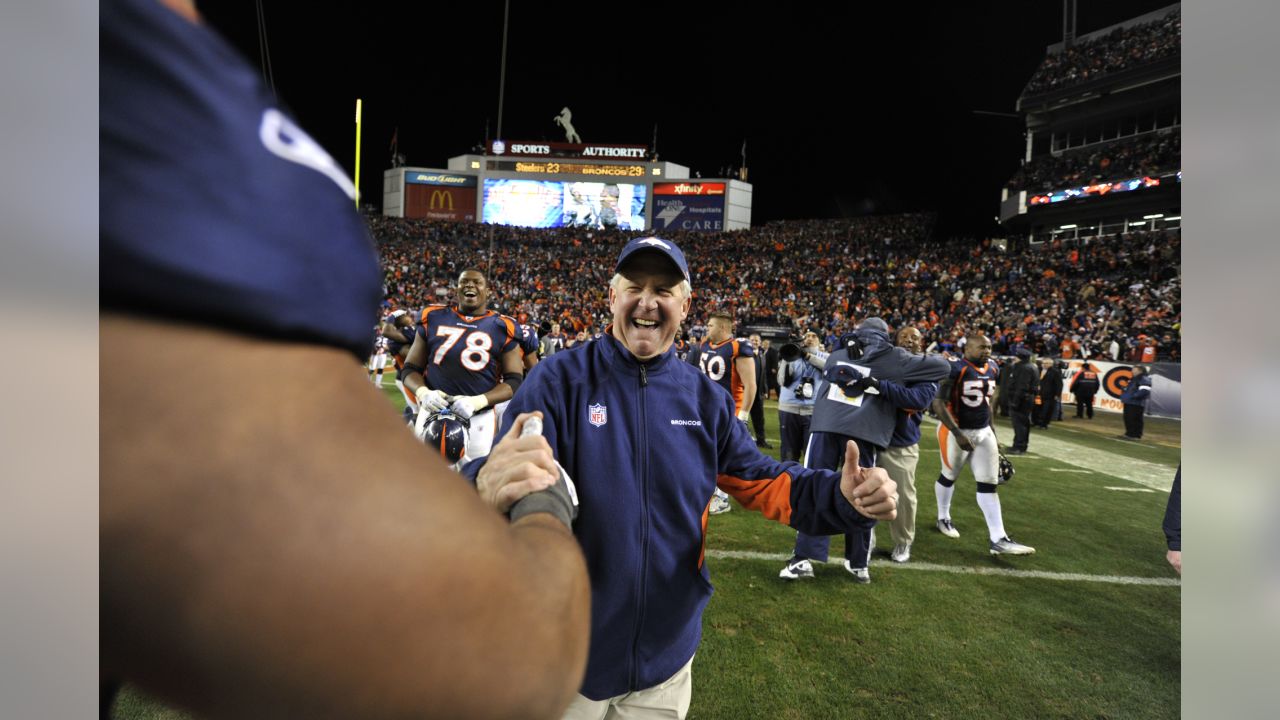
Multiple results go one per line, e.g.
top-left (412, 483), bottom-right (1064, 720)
top-left (101, 314), bottom-right (590, 720)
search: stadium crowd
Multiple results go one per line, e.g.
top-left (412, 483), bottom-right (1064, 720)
top-left (367, 215), bottom-right (1181, 362)
top-left (1023, 9), bottom-right (1180, 96)
top-left (1006, 129), bottom-right (1180, 194)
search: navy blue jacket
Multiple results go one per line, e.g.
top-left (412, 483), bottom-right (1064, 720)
top-left (1120, 373), bottom-right (1153, 406)
top-left (876, 379), bottom-right (938, 448)
top-left (810, 328), bottom-right (950, 448)
top-left (468, 332), bottom-right (872, 699)
top-left (1163, 467), bottom-right (1181, 551)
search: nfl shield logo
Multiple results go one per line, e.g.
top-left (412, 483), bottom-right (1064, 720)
top-left (588, 403), bottom-right (607, 427)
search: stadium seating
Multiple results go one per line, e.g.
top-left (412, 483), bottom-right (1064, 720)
top-left (367, 216), bottom-right (1181, 362)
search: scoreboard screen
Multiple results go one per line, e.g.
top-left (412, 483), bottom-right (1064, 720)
top-left (482, 179), bottom-right (647, 230)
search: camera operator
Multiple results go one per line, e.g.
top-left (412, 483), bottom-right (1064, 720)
top-left (776, 331), bottom-right (825, 462)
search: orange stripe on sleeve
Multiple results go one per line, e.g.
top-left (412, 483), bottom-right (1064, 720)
top-left (699, 503), bottom-right (710, 569)
top-left (717, 472), bottom-right (793, 525)
top-left (420, 305), bottom-right (447, 325)
top-left (937, 424), bottom-right (952, 470)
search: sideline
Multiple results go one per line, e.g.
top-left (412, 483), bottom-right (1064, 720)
top-left (706, 549), bottom-right (1180, 587)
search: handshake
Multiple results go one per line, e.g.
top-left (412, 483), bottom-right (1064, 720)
top-left (823, 364), bottom-right (880, 396)
top-left (415, 386), bottom-right (490, 420)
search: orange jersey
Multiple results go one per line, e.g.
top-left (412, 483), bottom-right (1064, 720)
top-left (696, 338), bottom-right (756, 413)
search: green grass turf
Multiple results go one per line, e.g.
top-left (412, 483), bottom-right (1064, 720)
top-left (110, 395), bottom-right (1180, 720)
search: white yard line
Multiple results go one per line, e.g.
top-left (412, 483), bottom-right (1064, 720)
top-left (1105, 487), bottom-right (1156, 493)
top-left (705, 549), bottom-right (1179, 587)
top-left (921, 417), bottom-right (1176, 492)
top-left (1048, 468), bottom-right (1094, 473)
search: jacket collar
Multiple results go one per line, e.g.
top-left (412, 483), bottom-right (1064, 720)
top-left (599, 326), bottom-right (675, 376)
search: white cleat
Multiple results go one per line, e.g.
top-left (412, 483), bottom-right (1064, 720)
top-left (936, 518), bottom-right (960, 539)
top-left (990, 536), bottom-right (1036, 555)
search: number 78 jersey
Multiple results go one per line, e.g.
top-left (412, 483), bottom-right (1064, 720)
top-left (418, 306), bottom-right (518, 397)
top-left (946, 358), bottom-right (1000, 429)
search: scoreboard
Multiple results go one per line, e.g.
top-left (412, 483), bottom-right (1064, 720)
top-left (382, 141), bottom-right (752, 231)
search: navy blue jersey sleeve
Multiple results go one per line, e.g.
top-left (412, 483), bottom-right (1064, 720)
top-left (875, 379), bottom-right (939, 412)
top-left (101, 0), bottom-right (381, 358)
top-left (1163, 467), bottom-right (1181, 551)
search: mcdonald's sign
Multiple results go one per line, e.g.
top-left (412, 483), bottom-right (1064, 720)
top-left (405, 182), bottom-right (476, 221)
top-left (429, 189), bottom-right (454, 211)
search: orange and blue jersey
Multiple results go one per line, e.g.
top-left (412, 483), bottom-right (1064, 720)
top-left (947, 357), bottom-right (1000, 429)
top-left (517, 323), bottom-right (540, 360)
top-left (466, 332), bottom-right (871, 700)
top-left (418, 306), bottom-right (518, 397)
top-left (696, 337), bottom-right (755, 413)
top-left (389, 325), bottom-right (417, 370)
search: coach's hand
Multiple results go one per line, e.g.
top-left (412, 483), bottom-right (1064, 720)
top-left (450, 394), bottom-right (489, 420)
top-left (839, 441), bottom-right (897, 521)
top-left (824, 364), bottom-right (866, 396)
top-left (476, 412), bottom-right (559, 514)
top-left (415, 386), bottom-right (450, 414)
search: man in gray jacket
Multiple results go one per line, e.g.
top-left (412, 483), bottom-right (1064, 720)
top-left (779, 318), bottom-right (950, 583)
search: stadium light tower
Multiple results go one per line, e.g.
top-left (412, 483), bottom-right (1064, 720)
top-left (496, 0), bottom-right (510, 140)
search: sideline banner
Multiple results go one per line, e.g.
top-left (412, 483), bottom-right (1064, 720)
top-left (1053, 358), bottom-right (1181, 419)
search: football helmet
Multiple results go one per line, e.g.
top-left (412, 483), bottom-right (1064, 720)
top-left (997, 453), bottom-right (1015, 484)
top-left (416, 409), bottom-right (470, 464)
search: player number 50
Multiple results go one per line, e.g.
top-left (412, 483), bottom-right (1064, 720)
top-left (699, 354), bottom-right (726, 381)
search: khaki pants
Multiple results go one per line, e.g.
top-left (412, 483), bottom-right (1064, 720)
top-left (562, 656), bottom-right (694, 720)
top-left (879, 443), bottom-right (919, 547)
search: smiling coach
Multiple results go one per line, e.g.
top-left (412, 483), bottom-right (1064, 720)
top-left (468, 236), bottom-right (899, 718)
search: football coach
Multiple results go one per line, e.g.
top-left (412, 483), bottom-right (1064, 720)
top-left (469, 236), bottom-right (899, 719)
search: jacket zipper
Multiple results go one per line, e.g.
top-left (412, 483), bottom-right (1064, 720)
top-left (629, 361), bottom-right (649, 690)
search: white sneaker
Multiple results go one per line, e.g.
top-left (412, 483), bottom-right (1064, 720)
top-left (709, 494), bottom-right (732, 515)
top-left (890, 544), bottom-right (911, 563)
top-left (843, 560), bottom-right (871, 584)
top-left (779, 557), bottom-right (814, 580)
top-left (936, 518), bottom-right (960, 538)
top-left (990, 536), bottom-right (1035, 555)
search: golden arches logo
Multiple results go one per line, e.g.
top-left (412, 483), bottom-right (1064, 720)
top-left (429, 190), bottom-right (455, 210)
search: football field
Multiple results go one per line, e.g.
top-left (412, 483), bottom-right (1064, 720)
top-left (111, 390), bottom-right (1181, 720)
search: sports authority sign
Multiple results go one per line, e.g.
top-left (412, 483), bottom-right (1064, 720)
top-left (490, 140), bottom-right (649, 160)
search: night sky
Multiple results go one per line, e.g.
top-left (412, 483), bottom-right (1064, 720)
top-left (199, 1), bottom-right (1176, 237)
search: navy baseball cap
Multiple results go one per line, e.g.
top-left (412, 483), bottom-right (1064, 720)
top-left (858, 317), bottom-right (889, 333)
top-left (1016, 348), bottom-right (1033, 359)
top-left (615, 237), bottom-right (690, 282)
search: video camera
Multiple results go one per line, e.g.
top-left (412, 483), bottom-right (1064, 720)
top-left (778, 331), bottom-right (817, 363)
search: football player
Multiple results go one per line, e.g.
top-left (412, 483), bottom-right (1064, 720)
top-left (494, 323), bottom-right (541, 429)
top-left (697, 311), bottom-right (757, 423)
top-left (931, 332), bottom-right (1035, 555)
top-left (402, 269), bottom-right (522, 464)
top-left (380, 309), bottom-right (420, 422)
top-left (695, 311), bottom-right (756, 514)
top-left (367, 327), bottom-right (391, 386)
